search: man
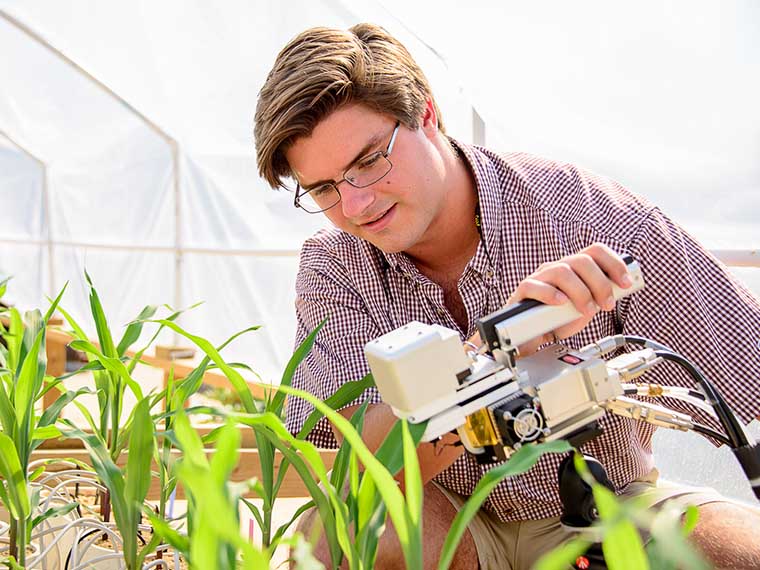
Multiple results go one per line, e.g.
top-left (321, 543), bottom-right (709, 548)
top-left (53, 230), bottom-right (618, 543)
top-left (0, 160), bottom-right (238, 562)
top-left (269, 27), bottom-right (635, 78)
top-left (254, 23), bottom-right (760, 569)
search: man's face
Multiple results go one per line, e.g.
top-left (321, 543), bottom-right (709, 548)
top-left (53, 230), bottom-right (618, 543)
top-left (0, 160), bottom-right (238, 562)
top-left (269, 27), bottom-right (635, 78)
top-left (285, 103), bottom-right (447, 254)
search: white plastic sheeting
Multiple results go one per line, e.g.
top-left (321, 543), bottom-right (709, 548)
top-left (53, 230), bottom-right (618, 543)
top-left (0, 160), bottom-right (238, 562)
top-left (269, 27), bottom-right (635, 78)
top-left (2, 0), bottom-right (759, 500)
top-left (0, 0), bottom-right (475, 381)
top-left (1, 2), bottom-right (758, 383)
top-left (380, 1), bottom-right (760, 250)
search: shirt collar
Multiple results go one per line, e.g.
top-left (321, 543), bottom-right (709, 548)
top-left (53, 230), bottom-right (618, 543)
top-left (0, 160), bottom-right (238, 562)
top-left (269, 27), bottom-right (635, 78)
top-left (378, 138), bottom-right (504, 278)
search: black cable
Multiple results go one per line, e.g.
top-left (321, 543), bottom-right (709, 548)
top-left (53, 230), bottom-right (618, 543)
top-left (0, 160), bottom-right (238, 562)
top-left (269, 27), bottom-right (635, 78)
top-left (692, 423), bottom-right (732, 446)
top-left (686, 389), bottom-right (707, 401)
top-left (653, 350), bottom-right (747, 448)
top-left (620, 335), bottom-right (747, 448)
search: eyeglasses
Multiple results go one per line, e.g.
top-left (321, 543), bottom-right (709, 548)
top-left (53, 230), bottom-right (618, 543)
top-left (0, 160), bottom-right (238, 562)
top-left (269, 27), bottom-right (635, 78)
top-left (293, 121), bottom-right (400, 214)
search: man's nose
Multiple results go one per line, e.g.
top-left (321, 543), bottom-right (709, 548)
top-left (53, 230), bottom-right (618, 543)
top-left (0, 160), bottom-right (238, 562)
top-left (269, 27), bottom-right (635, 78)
top-left (340, 184), bottom-right (376, 219)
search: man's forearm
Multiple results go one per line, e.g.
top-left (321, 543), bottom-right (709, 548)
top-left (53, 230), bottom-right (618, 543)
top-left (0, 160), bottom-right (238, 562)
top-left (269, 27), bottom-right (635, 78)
top-left (335, 402), bottom-right (464, 485)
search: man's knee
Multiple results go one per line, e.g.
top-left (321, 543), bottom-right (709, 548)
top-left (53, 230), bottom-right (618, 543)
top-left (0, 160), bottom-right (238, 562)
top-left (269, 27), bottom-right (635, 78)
top-left (688, 502), bottom-right (760, 569)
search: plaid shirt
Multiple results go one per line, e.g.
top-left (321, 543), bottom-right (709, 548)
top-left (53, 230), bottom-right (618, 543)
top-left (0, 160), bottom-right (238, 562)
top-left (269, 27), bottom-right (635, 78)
top-left (285, 141), bottom-right (760, 522)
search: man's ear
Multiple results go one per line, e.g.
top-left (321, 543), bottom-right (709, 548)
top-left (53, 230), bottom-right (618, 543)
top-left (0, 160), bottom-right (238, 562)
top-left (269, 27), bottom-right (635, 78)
top-left (420, 97), bottom-right (439, 138)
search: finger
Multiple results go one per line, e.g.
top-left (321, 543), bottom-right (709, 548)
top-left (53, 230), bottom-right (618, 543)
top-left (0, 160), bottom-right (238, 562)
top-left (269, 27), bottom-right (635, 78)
top-left (532, 264), bottom-right (599, 317)
top-left (582, 244), bottom-right (633, 289)
top-left (565, 254), bottom-right (617, 311)
top-left (508, 278), bottom-right (570, 306)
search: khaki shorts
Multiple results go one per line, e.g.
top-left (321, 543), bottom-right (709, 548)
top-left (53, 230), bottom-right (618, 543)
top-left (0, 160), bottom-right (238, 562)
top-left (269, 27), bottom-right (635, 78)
top-left (434, 469), bottom-right (732, 570)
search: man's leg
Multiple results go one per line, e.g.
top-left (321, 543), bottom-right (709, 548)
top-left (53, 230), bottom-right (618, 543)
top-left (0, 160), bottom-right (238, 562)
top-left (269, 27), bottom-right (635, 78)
top-left (292, 481), bottom-right (479, 570)
top-left (622, 472), bottom-right (760, 570)
top-left (689, 502), bottom-right (760, 569)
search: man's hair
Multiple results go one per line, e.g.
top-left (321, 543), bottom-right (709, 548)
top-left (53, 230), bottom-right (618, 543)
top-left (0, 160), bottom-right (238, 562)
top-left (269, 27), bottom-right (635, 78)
top-left (254, 23), bottom-right (444, 189)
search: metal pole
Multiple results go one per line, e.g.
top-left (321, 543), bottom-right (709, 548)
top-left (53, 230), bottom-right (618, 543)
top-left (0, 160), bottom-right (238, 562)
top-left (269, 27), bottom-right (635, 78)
top-left (1, 8), bottom-right (182, 331)
top-left (472, 107), bottom-right (486, 146)
top-left (0, 130), bottom-right (53, 297)
top-left (712, 249), bottom-right (760, 268)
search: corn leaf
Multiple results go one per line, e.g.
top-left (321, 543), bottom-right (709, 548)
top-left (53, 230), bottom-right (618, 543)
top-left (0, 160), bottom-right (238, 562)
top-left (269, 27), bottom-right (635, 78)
top-left (401, 419), bottom-right (423, 569)
top-left (271, 319), bottom-right (326, 416)
top-left (5, 308), bottom-right (22, 376)
top-left (210, 419), bottom-right (241, 487)
top-left (297, 373), bottom-right (375, 440)
top-left (68, 338), bottom-right (144, 401)
top-left (594, 484), bottom-right (649, 570)
top-left (30, 502), bottom-right (79, 529)
top-left (272, 383), bottom-right (419, 568)
top-left (147, 512), bottom-right (191, 556)
top-left (31, 425), bottom-right (60, 441)
top-left (85, 270), bottom-right (117, 358)
top-left (0, 432), bottom-right (29, 519)
top-left (116, 305), bottom-right (158, 357)
top-left (149, 319), bottom-right (257, 413)
top-left (438, 440), bottom-right (572, 570)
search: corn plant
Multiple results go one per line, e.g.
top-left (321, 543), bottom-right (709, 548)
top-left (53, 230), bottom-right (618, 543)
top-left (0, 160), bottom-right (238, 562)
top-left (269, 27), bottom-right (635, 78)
top-left (57, 271), bottom-right (197, 524)
top-left (60, 396), bottom-right (159, 570)
top-left (0, 281), bottom-right (83, 567)
top-left (149, 410), bottom-right (269, 569)
top-left (153, 324), bottom-right (261, 523)
top-left (150, 317), bottom-right (378, 563)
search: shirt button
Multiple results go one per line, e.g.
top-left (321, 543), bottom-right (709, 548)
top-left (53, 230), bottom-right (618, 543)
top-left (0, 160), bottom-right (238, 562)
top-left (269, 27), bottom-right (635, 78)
top-left (486, 269), bottom-right (495, 278)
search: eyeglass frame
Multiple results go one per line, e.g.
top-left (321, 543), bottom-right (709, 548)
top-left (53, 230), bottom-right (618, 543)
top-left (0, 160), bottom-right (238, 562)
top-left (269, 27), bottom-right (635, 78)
top-left (293, 121), bottom-right (401, 214)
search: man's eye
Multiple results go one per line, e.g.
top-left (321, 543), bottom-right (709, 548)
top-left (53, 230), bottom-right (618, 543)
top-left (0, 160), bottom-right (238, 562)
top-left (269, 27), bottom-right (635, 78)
top-left (356, 152), bottom-right (382, 170)
top-left (310, 185), bottom-right (334, 197)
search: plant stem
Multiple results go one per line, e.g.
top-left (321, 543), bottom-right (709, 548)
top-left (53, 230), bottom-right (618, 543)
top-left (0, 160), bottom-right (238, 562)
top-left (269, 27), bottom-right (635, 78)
top-left (9, 518), bottom-right (17, 562)
top-left (11, 517), bottom-right (28, 568)
top-left (109, 380), bottom-right (120, 460)
top-left (101, 487), bottom-right (112, 523)
top-left (262, 503), bottom-right (272, 549)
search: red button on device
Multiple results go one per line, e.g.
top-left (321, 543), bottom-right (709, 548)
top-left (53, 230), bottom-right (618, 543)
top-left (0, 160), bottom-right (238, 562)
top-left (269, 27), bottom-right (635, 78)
top-left (560, 354), bottom-right (583, 365)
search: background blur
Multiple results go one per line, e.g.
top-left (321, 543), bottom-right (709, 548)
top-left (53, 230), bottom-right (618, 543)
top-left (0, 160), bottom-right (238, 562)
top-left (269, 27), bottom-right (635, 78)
top-left (1, 1), bottom-right (758, 499)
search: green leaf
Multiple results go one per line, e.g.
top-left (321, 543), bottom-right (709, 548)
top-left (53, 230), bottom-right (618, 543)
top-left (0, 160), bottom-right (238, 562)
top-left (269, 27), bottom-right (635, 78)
top-left (270, 500), bottom-right (316, 547)
top-left (375, 417), bottom-right (426, 478)
top-left (31, 425), bottom-right (61, 441)
top-left (594, 484), bottom-right (649, 570)
top-left (85, 270), bottom-right (117, 358)
top-left (31, 501), bottom-right (79, 529)
top-left (0, 432), bottom-right (30, 520)
top-left (0, 377), bottom-right (16, 434)
top-left (68, 338), bottom-right (145, 401)
top-left (116, 304), bottom-right (158, 357)
top-left (148, 511), bottom-right (191, 556)
top-left (438, 440), bottom-right (572, 570)
top-left (271, 319), bottom-right (326, 416)
top-left (149, 319), bottom-right (258, 413)
top-left (271, 383), bottom-right (418, 569)
top-left (297, 373), bottom-right (375, 440)
top-left (5, 307), bottom-right (23, 376)
top-left (210, 421), bottom-right (241, 487)
top-left (0, 275), bottom-right (10, 299)
top-left (125, 398), bottom-right (155, 511)
top-left (37, 387), bottom-right (92, 429)
top-left (401, 419), bottom-right (423, 568)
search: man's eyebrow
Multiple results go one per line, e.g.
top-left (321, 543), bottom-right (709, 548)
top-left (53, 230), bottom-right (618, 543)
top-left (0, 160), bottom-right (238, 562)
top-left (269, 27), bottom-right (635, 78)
top-left (300, 133), bottom-right (384, 190)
